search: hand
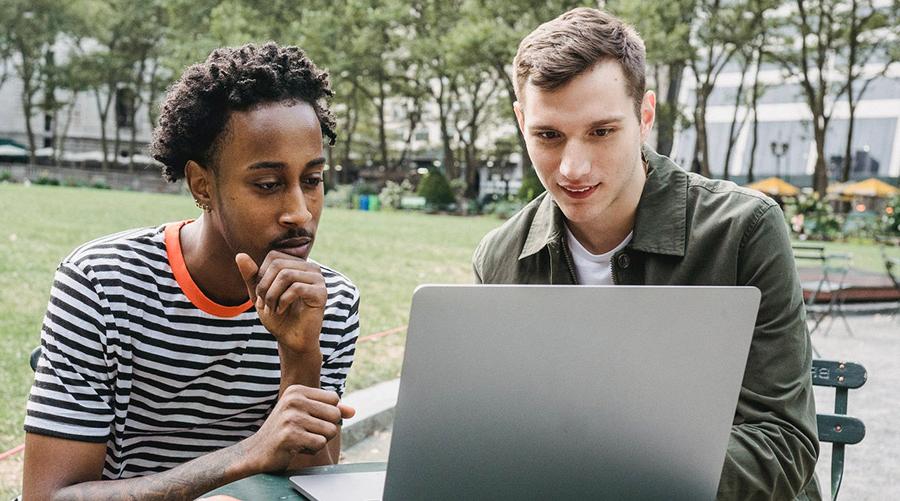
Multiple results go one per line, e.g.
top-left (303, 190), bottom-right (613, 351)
top-left (243, 385), bottom-right (356, 473)
top-left (235, 251), bottom-right (327, 354)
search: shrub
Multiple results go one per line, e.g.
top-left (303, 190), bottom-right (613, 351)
top-left (417, 170), bottom-right (455, 208)
top-left (379, 179), bottom-right (414, 210)
top-left (325, 184), bottom-right (353, 209)
top-left (883, 195), bottom-right (900, 236)
top-left (34, 176), bottom-right (60, 186)
top-left (483, 197), bottom-right (525, 220)
top-left (0, 170), bottom-right (13, 183)
top-left (788, 193), bottom-right (843, 241)
top-left (518, 172), bottom-right (545, 202)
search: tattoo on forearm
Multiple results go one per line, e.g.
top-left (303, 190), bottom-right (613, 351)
top-left (55, 441), bottom-right (248, 501)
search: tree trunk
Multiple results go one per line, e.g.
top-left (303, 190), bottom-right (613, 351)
top-left (494, 62), bottom-right (532, 176)
top-left (58, 95), bottom-right (78, 163)
top-left (722, 57), bottom-right (751, 181)
top-left (813, 123), bottom-right (829, 194)
top-left (656, 62), bottom-right (685, 156)
top-left (436, 77), bottom-right (456, 178)
top-left (95, 90), bottom-right (114, 171)
top-left (841, 0), bottom-right (860, 183)
top-left (377, 80), bottom-right (389, 171)
top-left (21, 86), bottom-right (37, 165)
top-left (692, 101), bottom-right (711, 177)
top-left (747, 46), bottom-right (763, 183)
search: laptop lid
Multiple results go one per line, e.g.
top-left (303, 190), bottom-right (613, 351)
top-left (383, 285), bottom-right (759, 501)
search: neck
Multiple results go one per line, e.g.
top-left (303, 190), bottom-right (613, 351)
top-left (179, 215), bottom-right (250, 306)
top-left (568, 161), bottom-right (646, 255)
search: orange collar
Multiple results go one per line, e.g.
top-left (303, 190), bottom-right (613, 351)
top-left (165, 221), bottom-right (253, 318)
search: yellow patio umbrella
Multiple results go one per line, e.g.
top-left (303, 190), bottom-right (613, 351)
top-left (838, 178), bottom-right (900, 198)
top-left (745, 177), bottom-right (800, 197)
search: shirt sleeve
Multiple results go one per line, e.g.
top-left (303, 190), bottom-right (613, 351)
top-left (319, 281), bottom-right (360, 398)
top-left (24, 262), bottom-right (115, 443)
top-left (716, 203), bottom-right (820, 500)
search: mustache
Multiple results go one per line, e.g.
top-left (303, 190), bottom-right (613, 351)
top-left (269, 228), bottom-right (314, 250)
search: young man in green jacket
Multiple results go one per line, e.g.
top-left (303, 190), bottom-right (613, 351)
top-left (473, 8), bottom-right (820, 500)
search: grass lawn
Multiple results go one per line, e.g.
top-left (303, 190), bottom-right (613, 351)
top-left (0, 183), bottom-right (502, 459)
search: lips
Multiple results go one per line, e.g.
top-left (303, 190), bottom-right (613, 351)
top-left (559, 183), bottom-right (600, 199)
top-left (273, 236), bottom-right (312, 258)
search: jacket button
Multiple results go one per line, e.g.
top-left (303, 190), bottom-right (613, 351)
top-left (617, 253), bottom-right (630, 269)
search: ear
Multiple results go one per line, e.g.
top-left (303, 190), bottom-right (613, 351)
top-left (513, 100), bottom-right (526, 137)
top-left (639, 90), bottom-right (656, 143)
top-left (184, 160), bottom-right (214, 209)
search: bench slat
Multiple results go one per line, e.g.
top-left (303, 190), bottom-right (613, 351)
top-left (811, 360), bottom-right (867, 389)
top-left (817, 414), bottom-right (866, 445)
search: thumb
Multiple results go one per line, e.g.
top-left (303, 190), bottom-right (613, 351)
top-left (235, 253), bottom-right (260, 302)
top-left (338, 402), bottom-right (356, 419)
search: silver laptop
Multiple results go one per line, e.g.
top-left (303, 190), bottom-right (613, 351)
top-left (292, 285), bottom-right (759, 501)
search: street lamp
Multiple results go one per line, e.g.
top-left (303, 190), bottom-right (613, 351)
top-left (770, 141), bottom-right (790, 182)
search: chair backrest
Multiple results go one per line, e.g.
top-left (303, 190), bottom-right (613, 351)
top-left (811, 359), bottom-right (867, 501)
top-left (793, 243), bottom-right (827, 262)
top-left (823, 253), bottom-right (852, 288)
top-left (29, 345), bottom-right (41, 372)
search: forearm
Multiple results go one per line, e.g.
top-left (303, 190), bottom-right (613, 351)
top-left (52, 440), bottom-right (255, 501)
top-left (278, 346), bottom-right (322, 394)
top-left (717, 420), bottom-right (818, 499)
top-left (279, 347), bottom-right (341, 468)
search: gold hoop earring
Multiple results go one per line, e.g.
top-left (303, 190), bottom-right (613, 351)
top-left (195, 199), bottom-right (211, 212)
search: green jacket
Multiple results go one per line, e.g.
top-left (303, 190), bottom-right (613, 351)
top-left (473, 146), bottom-right (820, 500)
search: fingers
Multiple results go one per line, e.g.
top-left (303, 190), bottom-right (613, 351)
top-left (338, 402), bottom-right (356, 419)
top-left (264, 272), bottom-right (326, 314)
top-left (235, 253), bottom-right (260, 302)
top-left (253, 252), bottom-right (325, 314)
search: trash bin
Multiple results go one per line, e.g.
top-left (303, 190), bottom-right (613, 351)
top-left (368, 194), bottom-right (380, 211)
top-left (360, 194), bottom-right (369, 211)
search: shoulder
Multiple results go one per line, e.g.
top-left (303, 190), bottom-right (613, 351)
top-left (685, 172), bottom-right (777, 212)
top-left (680, 173), bottom-right (787, 252)
top-left (312, 261), bottom-right (360, 308)
top-left (474, 193), bottom-right (546, 269)
top-left (64, 225), bottom-right (167, 269)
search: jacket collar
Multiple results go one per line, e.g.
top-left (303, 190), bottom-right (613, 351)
top-left (518, 144), bottom-right (687, 260)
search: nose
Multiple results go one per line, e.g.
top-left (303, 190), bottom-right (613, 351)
top-left (278, 184), bottom-right (313, 227)
top-left (558, 141), bottom-right (592, 182)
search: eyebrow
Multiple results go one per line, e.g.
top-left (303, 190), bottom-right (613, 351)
top-left (247, 157), bottom-right (327, 171)
top-left (528, 115), bottom-right (626, 131)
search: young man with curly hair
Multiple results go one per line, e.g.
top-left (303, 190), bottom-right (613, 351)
top-left (22, 43), bottom-right (360, 500)
top-left (473, 8), bottom-right (820, 500)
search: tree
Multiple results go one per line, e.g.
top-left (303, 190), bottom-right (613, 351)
top-left (456, 0), bottom-right (589, 179)
top-left (837, 0), bottom-right (898, 182)
top-left (745, 43), bottom-right (770, 183)
top-left (686, 1), bottom-right (773, 178)
top-left (3, 0), bottom-right (76, 162)
top-left (771, 0), bottom-right (849, 195)
top-left (612, 0), bottom-right (696, 157)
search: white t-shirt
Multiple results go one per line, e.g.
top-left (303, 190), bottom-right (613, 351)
top-left (564, 226), bottom-right (633, 285)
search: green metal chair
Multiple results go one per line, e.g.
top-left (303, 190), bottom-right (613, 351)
top-left (811, 359), bottom-right (867, 501)
top-left (29, 345), bottom-right (41, 372)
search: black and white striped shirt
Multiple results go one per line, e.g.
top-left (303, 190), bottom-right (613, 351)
top-left (24, 222), bottom-right (360, 479)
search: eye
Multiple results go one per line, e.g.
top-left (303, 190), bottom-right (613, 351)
top-left (255, 181), bottom-right (281, 191)
top-left (302, 175), bottom-right (324, 188)
top-left (592, 128), bottom-right (613, 137)
top-left (535, 130), bottom-right (561, 140)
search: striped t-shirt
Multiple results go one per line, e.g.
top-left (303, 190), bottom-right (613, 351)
top-left (24, 221), bottom-right (360, 479)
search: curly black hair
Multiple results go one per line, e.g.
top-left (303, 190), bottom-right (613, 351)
top-left (151, 42), bottom-right (337, 182)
